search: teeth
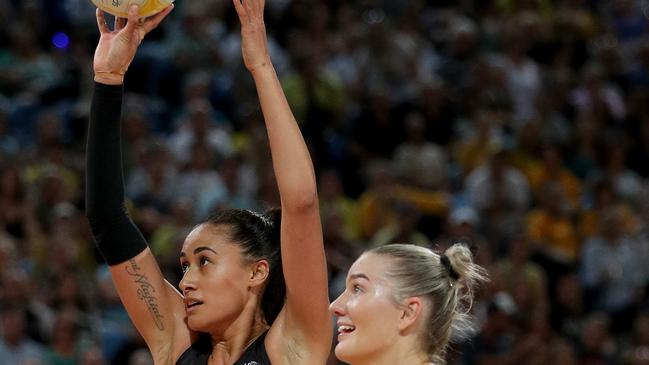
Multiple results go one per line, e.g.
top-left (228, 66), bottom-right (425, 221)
top-left (338, 325), bottom-right (355, 333)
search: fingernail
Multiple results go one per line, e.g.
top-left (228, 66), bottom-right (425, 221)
top-left (129, 4), bottom-right (138, 14)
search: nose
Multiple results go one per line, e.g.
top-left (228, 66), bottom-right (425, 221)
top-left (179, 267), bottom-right (196, 294)
top-left (329, 292), bottom-right (346, 316)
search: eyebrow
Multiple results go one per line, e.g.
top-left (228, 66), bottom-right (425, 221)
top-left (180, 246), bottom-right (218, 258)
top-left (349, 273), bottom-right (370, 282)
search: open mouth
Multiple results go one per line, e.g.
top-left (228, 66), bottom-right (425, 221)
top-left (338, 325), bottom-right (356, 335)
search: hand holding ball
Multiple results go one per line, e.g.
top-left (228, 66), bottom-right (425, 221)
top-left (90, 0), bottom-right (174, 18)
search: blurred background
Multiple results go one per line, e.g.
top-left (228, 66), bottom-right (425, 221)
top-left (1, 0), bottom-right (649, 364)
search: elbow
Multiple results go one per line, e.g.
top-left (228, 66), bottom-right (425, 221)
top-left (84, 203), bottom-right (129, 236)
top-left (283, 189), bottom-right (318, 213)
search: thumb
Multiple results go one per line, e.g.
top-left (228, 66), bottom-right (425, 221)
top-left (122, 5), bottom-right (141, 41)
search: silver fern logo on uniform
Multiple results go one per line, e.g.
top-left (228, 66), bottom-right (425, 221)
top-left (243, 362), bottom-right (259, 365)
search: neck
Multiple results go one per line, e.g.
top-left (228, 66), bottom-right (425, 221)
top-left (208, 299), bottom-right (269, 364)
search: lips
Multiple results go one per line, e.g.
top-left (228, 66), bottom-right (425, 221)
top-left (184, 299), bottom-right (204, 312)
top-left (337, 323), bottom-right (356, 340)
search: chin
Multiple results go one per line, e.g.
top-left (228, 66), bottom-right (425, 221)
top-left (186, 315), bottom-right (210, 333)
top-left (334, 342), bottom-right (359, 364)
top-left (186, 317), bottom-right (200, 331)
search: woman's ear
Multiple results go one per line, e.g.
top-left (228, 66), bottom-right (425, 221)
top-left (249, 259), bottom-right (270, 287)
top-left (398, 297), bottom-right (424, 333)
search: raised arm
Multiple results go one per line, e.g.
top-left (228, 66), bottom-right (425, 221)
top-left (233, 0), bottom-right (331, 355)
top-left (85, 5), bottom-right (191, 363)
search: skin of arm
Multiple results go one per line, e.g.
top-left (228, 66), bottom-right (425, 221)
top-left (233, 0), bottom-right (332, 361)
top-left (90, 5), bottom-right (195, 363)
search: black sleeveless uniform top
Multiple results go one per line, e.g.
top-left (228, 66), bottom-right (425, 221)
top-left (176, 331), bottom-right (271, 365)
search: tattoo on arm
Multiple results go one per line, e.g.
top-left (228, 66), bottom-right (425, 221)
top-left (126, 259), bottom-right (165, 330)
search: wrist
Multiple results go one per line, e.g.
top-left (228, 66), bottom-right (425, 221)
top-left (249, 58), bottom-right (274, 77)
top-left (250, 65), bottom-right (276, 83)
top-left (94, 71), bottom-right (125, 85)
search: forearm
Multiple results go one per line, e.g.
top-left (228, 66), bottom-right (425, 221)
top-left (85, 82), bottom-right (147, 265)
top-left (252, 65), bottom-right (317, 210)
top-left (86, 83), bottom-right (125, 218)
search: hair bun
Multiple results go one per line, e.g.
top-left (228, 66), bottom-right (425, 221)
top-left (443, 243), bottom-right (488, 290)
top-left (440, 254), bottom-right (460, 280)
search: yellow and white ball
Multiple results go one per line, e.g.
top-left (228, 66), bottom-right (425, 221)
top-left (90, 0), bottom-right (174, 18)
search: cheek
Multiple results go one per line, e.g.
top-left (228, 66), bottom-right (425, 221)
top-left (206, 265), bottom-right (249, 302)
top-left (336, 295), bottom-right (401, 359)
top-left (354, 297), bottom-right (399, 335)
top-left (194, 266), bottom-right (250, 323)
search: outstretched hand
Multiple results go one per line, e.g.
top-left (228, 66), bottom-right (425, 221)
top-left (233, 0), bottom-right (271, 74)
top-left (93, 4), bottom-right (173, 85)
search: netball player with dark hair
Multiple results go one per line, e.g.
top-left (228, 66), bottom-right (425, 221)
top-left (85, 1), bottom-right (331, 364)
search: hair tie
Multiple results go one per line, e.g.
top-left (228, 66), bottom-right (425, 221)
top-left (440, 254), bottom-right (460, 281)
top-left (248, 209), bottom-right (271, 227)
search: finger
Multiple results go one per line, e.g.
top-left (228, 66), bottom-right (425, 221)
top-left (249, 0), bottom-right (264, 23)
top-left (142, 4), bottom-right (174, 34)
top-left (254, 0), bottom-right (264, 18)
top-left (114, 16), bottom-right (127, 31)
top-left (233, 0), bottom-right (247, 21)
top-left (121, 4), bottom-right (140, 41)
top-left (258, 0), bottom-right (265, 16)
top-left (243, 0), bottom-right (254, 15)
top-left (96, 9), bottom-right (110, 34)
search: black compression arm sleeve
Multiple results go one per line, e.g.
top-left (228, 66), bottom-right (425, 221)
top-left (85, 82), bottom-right (148, 266)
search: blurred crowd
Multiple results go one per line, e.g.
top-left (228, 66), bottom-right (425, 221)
top-left (1, 0), bottom-right (649, 364)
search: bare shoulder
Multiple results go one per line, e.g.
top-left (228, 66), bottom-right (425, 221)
top-left (264, 309), bottom-right (332, 365)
